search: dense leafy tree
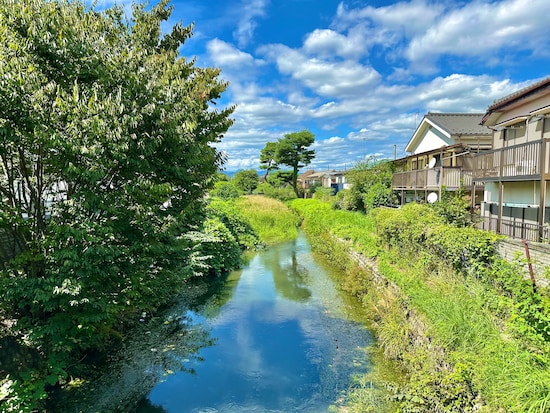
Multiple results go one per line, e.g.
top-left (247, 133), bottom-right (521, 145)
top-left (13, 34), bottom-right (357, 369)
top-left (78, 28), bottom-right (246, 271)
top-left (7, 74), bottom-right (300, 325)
top-left (0, 0), bottom-right (234, 409)
top-left (210, 181), bottom-right (241, 200)
top-left (233, 169), bottom-right (259, 194)
top-left (340, 157), bottom-right (397, 211)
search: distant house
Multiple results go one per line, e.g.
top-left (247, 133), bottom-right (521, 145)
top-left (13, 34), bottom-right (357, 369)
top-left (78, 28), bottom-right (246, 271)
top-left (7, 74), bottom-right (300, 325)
top-left (298, 170), bottom-right (350, 194)
top-left (473, 76), bottom-right (550, 241)
top-left (392, 112), bottom-right (492, 205)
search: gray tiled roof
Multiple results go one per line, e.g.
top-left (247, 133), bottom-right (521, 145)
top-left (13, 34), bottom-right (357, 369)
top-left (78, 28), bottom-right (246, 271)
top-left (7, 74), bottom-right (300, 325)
top-left (425, 113), bottom-right (491, 136)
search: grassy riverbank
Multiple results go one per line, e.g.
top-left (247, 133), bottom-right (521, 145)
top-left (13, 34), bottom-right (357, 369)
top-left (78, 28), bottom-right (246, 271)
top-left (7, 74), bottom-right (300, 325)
top-left (289, 198), bottom-right (550, 413)
top-left (235, 195), bottom-right (300, 245)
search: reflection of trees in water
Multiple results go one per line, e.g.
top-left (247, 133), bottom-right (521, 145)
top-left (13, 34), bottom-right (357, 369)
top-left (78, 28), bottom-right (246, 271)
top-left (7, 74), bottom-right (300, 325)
top-left (134, 397), bottom-right (168, 413)
top-left (188, 269), bottom-right (243, 319)
top-left (50, 274), bottom-right (244, 413)
top-left (262, 241), bottom-right (312, 302)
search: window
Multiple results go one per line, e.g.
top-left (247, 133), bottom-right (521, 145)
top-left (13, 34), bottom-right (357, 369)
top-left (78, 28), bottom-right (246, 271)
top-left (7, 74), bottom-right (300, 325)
top-left (504, 128), bottom-right (516, 140)
top-left (544, 117), bottom-right (550, 137)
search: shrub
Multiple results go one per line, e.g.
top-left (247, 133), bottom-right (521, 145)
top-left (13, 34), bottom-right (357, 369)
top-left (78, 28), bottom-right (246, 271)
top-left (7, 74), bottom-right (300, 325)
top-left (254, 183), bottom-right (297, 202)
top-left (313, 186), bottom-right (334, 201)
top-left (206, 199), bottom-right (259, 250)
top-left (197, 217), bottom-right (241, 276)
top-left (210, 181), bottom-right (240, 200)
top-left (430, 187), bottom-right (473, 227)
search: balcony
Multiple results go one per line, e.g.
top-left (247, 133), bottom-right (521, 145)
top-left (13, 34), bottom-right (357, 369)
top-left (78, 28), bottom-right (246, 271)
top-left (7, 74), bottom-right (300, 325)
top-left (392, 167), bottom-right (473, 190)
top-left (473, 139), bottom-right (550, 181)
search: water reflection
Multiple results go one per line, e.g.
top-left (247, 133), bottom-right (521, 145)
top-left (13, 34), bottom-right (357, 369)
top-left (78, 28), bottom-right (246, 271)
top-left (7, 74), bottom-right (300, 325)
top-left (262, 239), bottom-right (312, 302)
top-left (55, 232), bottom-right (373, 412)
top-left (53, 276), bottom-right (239, 413)
top-left (136, 232), bottom-right (373, 413)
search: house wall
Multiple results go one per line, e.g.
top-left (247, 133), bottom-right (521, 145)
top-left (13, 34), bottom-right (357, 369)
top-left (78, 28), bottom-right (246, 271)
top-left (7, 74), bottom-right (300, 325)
top-left (492, 95), bottom-right (550, 150)
top-left (504, 181), bottom-right (540, 206)
top-left (481, 181), bottom-right (550, 226)
top-left (412, 127), bottom-right (453, 154)
top-left (483, 181), bottom-right (546, 206)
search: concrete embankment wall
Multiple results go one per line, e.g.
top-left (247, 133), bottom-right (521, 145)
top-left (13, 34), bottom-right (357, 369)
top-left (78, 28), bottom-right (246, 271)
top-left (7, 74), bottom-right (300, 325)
top-left (498, 239), bottom-right (550, 288)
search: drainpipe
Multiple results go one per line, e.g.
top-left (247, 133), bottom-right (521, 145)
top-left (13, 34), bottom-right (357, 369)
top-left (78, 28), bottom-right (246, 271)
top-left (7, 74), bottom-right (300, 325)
top-left (438, 147), bottom-right (443, 201)
top-left (471, 153), bottom-right (476, 211)
top-left (539, 116), bottom-right (547, 240)
top-left (497, 142), bottom-right (505, 234)
top-left (498, 181), bottom-right (504, 234)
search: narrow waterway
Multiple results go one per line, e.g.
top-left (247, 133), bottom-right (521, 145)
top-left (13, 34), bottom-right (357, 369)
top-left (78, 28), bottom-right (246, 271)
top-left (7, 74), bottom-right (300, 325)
top-left (56, 231), bottom-right (375, 412)
top-left (133, 231), bottom-right (374, 412)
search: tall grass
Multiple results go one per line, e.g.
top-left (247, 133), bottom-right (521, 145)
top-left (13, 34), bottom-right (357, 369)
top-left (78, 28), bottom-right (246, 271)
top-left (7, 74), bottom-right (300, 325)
top-left (290, 198), bottom-right (550, 412)
top-left (236, 195), bottom-right (300, 245)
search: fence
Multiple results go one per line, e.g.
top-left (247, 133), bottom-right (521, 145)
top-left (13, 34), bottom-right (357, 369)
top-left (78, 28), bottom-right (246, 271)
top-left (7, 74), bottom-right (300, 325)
top-left (476, 216), bottom-right (550, 243)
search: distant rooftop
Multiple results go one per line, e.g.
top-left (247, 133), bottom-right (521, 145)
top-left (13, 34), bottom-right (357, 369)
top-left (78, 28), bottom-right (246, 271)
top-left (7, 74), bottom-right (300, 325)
top-left (425, 113), bottom-right (490, 135)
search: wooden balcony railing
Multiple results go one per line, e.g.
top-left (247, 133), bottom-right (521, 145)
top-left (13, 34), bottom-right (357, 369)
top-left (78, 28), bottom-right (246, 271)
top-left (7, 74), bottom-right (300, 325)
top-left (473, 139), bottom-right (549, 180)
top-left (392, 167), bottom-right (472, 190)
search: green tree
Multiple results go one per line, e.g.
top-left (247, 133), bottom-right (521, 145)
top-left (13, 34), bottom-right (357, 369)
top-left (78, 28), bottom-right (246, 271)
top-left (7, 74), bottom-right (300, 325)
top-left (261, 130), bottom-right (315, 196)
top-left (0, 0), bottom-right (234, 409)
top-left (233, 169), bottom-right (259, 193)
top-left (211, 181), bottom-right (241, 200)
top-left (430, 187), bottom-right (473, 227)
top-left (345, 157), bottom-right (397, 212)
top-left (259, 141), bottom-right (279, 182)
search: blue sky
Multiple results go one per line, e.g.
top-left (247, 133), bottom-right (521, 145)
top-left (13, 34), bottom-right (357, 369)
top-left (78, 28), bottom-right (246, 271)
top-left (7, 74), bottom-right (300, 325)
top-left (95, 0), bottom-right (550, 173)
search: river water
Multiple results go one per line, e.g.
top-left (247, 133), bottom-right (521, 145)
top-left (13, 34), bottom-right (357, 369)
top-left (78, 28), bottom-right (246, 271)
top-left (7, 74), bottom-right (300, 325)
top-left (58, 231), bottom-right (374, 412)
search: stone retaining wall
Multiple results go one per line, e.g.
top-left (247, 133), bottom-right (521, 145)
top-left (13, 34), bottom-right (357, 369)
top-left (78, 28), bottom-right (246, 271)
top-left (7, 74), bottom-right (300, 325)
top-left (498, 238), bottom-right (550, 288)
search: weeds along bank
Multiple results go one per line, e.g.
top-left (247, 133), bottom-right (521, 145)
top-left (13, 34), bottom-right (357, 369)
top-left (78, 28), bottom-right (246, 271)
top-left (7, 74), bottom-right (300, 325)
top-left (289, 198), bottom-right (550, 413)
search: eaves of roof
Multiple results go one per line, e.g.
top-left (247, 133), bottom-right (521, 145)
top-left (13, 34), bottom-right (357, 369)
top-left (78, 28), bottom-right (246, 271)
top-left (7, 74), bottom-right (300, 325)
top-left (481, 76), bottom-right (550, 125)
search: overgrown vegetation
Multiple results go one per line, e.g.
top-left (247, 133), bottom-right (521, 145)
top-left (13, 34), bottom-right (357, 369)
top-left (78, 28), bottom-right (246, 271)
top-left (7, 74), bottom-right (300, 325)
top-left (332, 157), bottom-right (397, 212)
top-left (0, 0), bottom-right (236, 410)
top-left (290, 199), bottom-right (550, 412)
top-left (235, 195), bottom-right (300, 245)
top-left (254, 181), bottom-right (298, 202)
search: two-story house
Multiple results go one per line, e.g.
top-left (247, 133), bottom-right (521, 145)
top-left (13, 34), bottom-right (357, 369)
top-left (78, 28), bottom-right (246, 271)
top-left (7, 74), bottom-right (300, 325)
top-left (473, 76), bottom-right (550, 241)
top-left (393, 113), bottom-right (492, 205)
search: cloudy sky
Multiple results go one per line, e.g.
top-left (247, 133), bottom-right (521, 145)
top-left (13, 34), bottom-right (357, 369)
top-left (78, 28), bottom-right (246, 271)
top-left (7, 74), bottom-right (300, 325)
top-left (96, 0), bottom-right (550, 173)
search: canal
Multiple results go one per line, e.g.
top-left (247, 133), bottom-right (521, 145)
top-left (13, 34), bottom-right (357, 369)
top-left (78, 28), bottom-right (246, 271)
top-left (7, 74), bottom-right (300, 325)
top-left (62, 231), bottom-right (375, 412)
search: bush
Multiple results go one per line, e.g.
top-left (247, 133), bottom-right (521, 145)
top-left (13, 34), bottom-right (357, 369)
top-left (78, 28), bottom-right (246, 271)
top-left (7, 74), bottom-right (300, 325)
top-left (210, 181), bottom-right (241, 200)
top-left (345, 158), bottom-right (397, 212)
top-left (197, 217), bottom-right (241, 276)
top-left (254, 183), bottom-right (297, 202)
top-left (430, 187), bottom-right (473, 227)
top-left (331, 188), bottom-right (361, 211)
top-left (313, 186), bottom-right (334, 201)
top-left (206, 199), bottom-right (259, 249)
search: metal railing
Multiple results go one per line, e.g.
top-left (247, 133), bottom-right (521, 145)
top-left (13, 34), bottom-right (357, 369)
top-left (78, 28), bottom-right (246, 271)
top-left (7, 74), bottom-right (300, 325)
top-left (476, 216), bottom-right (550, 242)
